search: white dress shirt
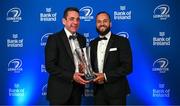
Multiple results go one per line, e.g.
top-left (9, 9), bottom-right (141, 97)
top-left (97, 31), bottom-right (111, 73)
top-left (64, 28), bottom-right (80, 72)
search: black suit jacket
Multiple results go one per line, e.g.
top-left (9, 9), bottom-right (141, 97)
top-left (90, 34), bottom-right (132, 98)
top-left (45, 29), bottom-right (86, 103)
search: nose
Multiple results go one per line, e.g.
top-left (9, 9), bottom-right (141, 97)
top-left (73, 19), bottom-right (79, 25)
top-left (100, 21), bottom-right (104, 25)
top-left (99, 21), bottom-right (106, 26)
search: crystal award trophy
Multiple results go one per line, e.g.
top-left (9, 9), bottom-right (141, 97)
top-left (75, 47), bottom-right (96, 81)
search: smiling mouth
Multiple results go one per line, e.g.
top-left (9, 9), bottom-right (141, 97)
top-left (71, 25), bottom-right (78, 28)
top-left (100, 27), bottom-right (106, 30)
top-left (100, 26), bottom-right (107, 28)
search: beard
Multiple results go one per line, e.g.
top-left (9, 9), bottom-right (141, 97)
top-left (96, 25), bottom-right (110, 36)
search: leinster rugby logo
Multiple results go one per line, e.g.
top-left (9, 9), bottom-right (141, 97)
top-left (40, 33), bottom-right (53, 46)
top-left (153, 4), bottom-right (170, 20)
top-left (42, 84), bottom-right (47, 96)
top-left (152, 58), bottom-right (169, 73)
top-left (80, 6), bottom-right (94, 21)
top-left (8, 59), bottom-right (23, 73)
top-left (6, 7), bottom-right (22, 22)
top-left (116, 32), bottom-right (129, 38)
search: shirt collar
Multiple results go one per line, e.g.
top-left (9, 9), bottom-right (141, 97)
top-left (99, 31), bottom-right (111, 41)
top-left (64, 27), bottom-right (76, 39)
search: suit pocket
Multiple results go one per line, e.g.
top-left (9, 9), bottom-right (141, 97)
top-left (109, 48), bottom-right (117, 51)
top-left (108, 49), bottom-right (119, 56)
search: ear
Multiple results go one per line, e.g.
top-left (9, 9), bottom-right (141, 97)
top-left (62, 18), bottom-right (66, 25)
top-left (110, 22), bottom-right (112, 28)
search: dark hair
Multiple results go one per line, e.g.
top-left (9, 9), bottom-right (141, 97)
top-left (96, 11), bottom-right (111, 22)
top-left (63, 7), bottom-right (79, 19)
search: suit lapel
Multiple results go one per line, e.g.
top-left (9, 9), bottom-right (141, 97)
top-left (93, 40), bottom-right (99, 72)
top-left (103, 35), bottom-right (113, 68)
top-left (61, 30), bottom-right (74, 62)
top-left (76, 34), bottom-right (83, 48)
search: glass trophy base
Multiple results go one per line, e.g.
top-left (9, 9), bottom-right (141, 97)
top-left (85, 74), bottom-right (96, 81)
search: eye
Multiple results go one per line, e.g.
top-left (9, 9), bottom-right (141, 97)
top-left (97, 20), bottom-right (102, 24)
top-left (103, 19), bottom-right (109, 23)
top-left (68, 17), bottom-right (80, 22)
top-left (69, 17), bottom-right (74, 21)
top-left (76, 18), bottom-right (80, 21)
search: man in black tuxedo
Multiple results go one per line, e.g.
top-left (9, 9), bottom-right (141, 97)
top-left (90, 11), bottom-right (133, 105)
top-left (45, 7), bottom-right (89, 105)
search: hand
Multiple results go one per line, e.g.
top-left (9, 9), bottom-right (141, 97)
top-left (79, 63), bottom-right (85, 73)
top-left (93, 73), bottom-right (105, 84)
top-left (73, 72), bottom-right (89, 84)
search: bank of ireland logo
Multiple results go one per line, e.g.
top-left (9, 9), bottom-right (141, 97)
top-left (114, 5), bottom-right (132, 20)
top-left (42, 84), bottom-right (47, 96)
top-left (153, 32), bottom-right (171, 46)
top-left (152, 83), bottom-right (170, 97)
top-left (152, 58), bottom-right (169, 73)
top-left (40, 8), bottom-right (57, 22)
top-left (8, 59), bottom-right (23, 73)
top-left (41, 64), bottom-right (46, 72)
top-left (9, 83), bottom-right (25, 96)
top-left (40, 33), bottom-right (53, 46)
top-left (6, 7), bottom-right (22, 22)
top-left (116, 32), bottom-right (129, 38)
top-left (153, 4), bottom-right (170, 20)
top-left (80, 6), bottom-right (94, 21)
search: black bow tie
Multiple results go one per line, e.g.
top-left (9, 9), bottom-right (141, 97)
top-left (69, 35), bottom-right (77, 40)
top-left (98, 37), bottom-right (107, 41)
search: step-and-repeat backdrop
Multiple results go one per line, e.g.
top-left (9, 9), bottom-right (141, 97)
top-left (0, 0), bottom-right (179, 105)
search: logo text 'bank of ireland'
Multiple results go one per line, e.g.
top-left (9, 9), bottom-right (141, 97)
top-left (80, 6), bottom-right (94, 21)
top-left (153, 4), bottom-right (170, 20)
top-left (153, 32), bottom-right (171, 46)
top-left (40, 33), bottom-right (53, 46)
top-left (116, 32), bottom-right (129, 38)
top-left (152, 58), bottom-right (169, 73)
top-left (8, 59), bottom-right (23, 73)
top-left (152, 83), bottom-right (170, 98)
top-left (7, 34), bottom-right (24, 48)
top-left (114, 6), bottom-right (131, 20)
top-left (6, 7), bottom-right (22, 22)
top-left (9, 83), bottom-right (24, 96)
top-left (83, 33), bottom-right (90, 45)
top-left (84, 84), bottom-right (93, 97)
top-left (40, 8), bottom-right (57, 22)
